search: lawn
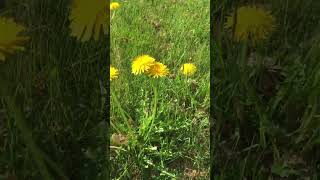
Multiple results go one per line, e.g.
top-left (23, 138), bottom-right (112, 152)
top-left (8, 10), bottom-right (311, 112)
top-left (110, 0), bottom-right (210, 179)
top-left (212, 0), bottom-right (320, 179)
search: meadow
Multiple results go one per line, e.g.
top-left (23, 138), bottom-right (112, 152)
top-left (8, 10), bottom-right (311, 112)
top-left (213, 0), bottom-right (320, 179)
top-left (110, 0), bottom-right (210, 179)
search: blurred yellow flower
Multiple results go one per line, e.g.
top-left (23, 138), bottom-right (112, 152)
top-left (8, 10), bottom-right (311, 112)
top-left (69, 0), bottom-right (109, 42)
top-left (181, 63), bottom-right (197, 76)
top-left (148, 62), bottom-right (169, 78)
top-left (0, 17), bottom-right (29, 61)
top-left (110, 66), bottom-right (119, 81)
top-left (110, 2), bottom-right (120, 10)
top-left (224, 6), bottom-right (276, 42)
top-left (132, 55), bottom-right (155, 75)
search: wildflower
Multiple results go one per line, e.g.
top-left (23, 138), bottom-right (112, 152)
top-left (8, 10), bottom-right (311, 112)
top-left (69, 0), bottom-right (109, 42)
top-left (224, 6), bottom-right (276, 42)
top-left (0, 17), bottom-right (29, 61)
top-left (181, 63), bottom-right (197, 76)
top-left (110, 2), bottom-right (120, 10)
top-left (131, 55), bottom-right (155, 75)
top-left (110, 66), bottom-right (119, 81)
top-left (148, 62), bottom-right (169, 78)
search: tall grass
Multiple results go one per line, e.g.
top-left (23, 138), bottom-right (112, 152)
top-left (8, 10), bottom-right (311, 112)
top-left (213, 0), bottom-right (320, 179)
top-left (110, 0), bottom-right (210, 179)
top-left (1, 0), bottom-right (108, 179)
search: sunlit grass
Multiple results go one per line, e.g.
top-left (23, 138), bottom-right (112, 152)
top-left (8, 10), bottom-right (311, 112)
top-left (110, 0), bottom-right (210, 178)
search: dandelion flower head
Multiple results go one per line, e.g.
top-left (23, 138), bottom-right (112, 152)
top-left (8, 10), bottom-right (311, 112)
top-left (131, 55), bottom-right (156, 75)
top-left (110, 2), bottom-right (120, 10)
top-left (148, 62), bottom-right (169, 78)
top-left (224, 6), bottom-right (276, 42)
top-left (69, 0), bottom-right (109, 41)
top-left (181, 63), bottom-right (197, 76)
top-left (110, 66), bottom-right (119, 81)
top-left (0, 17), bottom-right (29, 61)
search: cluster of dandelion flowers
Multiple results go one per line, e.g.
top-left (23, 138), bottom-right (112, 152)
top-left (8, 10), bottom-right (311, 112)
top-left (224, 6), bottom-right (276, 42)
top-left (131, 55), bottom-right (156, 75)
top-left (69, 0), bottom-right (109, 42)
top-left (110, 2), bottom-right (120, 10)
top-left (0, 17), bottom-right (29, 61)
top-left (148, 62), bottom-right (169, 78)
top-left (110, 66), bottom-right (119, 81)
top-left (181, 63), bottom-right (197, 76)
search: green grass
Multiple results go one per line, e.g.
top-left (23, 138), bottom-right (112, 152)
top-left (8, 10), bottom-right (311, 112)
top-left (213, 0), bottom-right (320, 179)
top-left (110, 0), bottom-right (210, 179)
top-left (0, 0), bottom-right (108, 179)
top-left (4, 0), bottom-right (318, 179)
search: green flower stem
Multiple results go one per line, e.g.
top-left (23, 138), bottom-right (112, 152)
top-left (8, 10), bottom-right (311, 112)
top-left (111, 11), bottom-right (116, 21)
top-left (240, 40), bottom-right (248, 69)
top-left (239, 42), bottom-right (267, 148)
top-left (144, 80), bottom-right (158, 141)
top-left (150, 80), bottom-right (158, 120)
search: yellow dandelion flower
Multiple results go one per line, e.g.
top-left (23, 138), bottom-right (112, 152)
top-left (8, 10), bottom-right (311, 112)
top-left (110, 2), bottom-right (120, 10)
top-left (110, 66), bottom-right (119, 81)
top-left (131, 55), bottom-right (156, 75)
top-left (224, 6), bottom-right (276, 42)
top-left (69, 0), bottom-right (109, 42)
top-left (148, 62), bottom-right (169, 78)
top-left (0, 17), bottom-right (29, 61)
top-left (181, 63), bottom-right (197, 76)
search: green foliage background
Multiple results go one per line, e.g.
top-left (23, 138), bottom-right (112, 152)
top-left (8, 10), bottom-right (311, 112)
top-left (212, 0), bottom-right (320, 179)
top-left (0, 0), bottom-right (108, 179)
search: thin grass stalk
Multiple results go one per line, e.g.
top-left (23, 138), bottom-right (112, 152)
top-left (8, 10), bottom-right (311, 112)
top-left (0, 76), bottom-right (54, 180)
top-left (110, 90), bottom-right (133, 134)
